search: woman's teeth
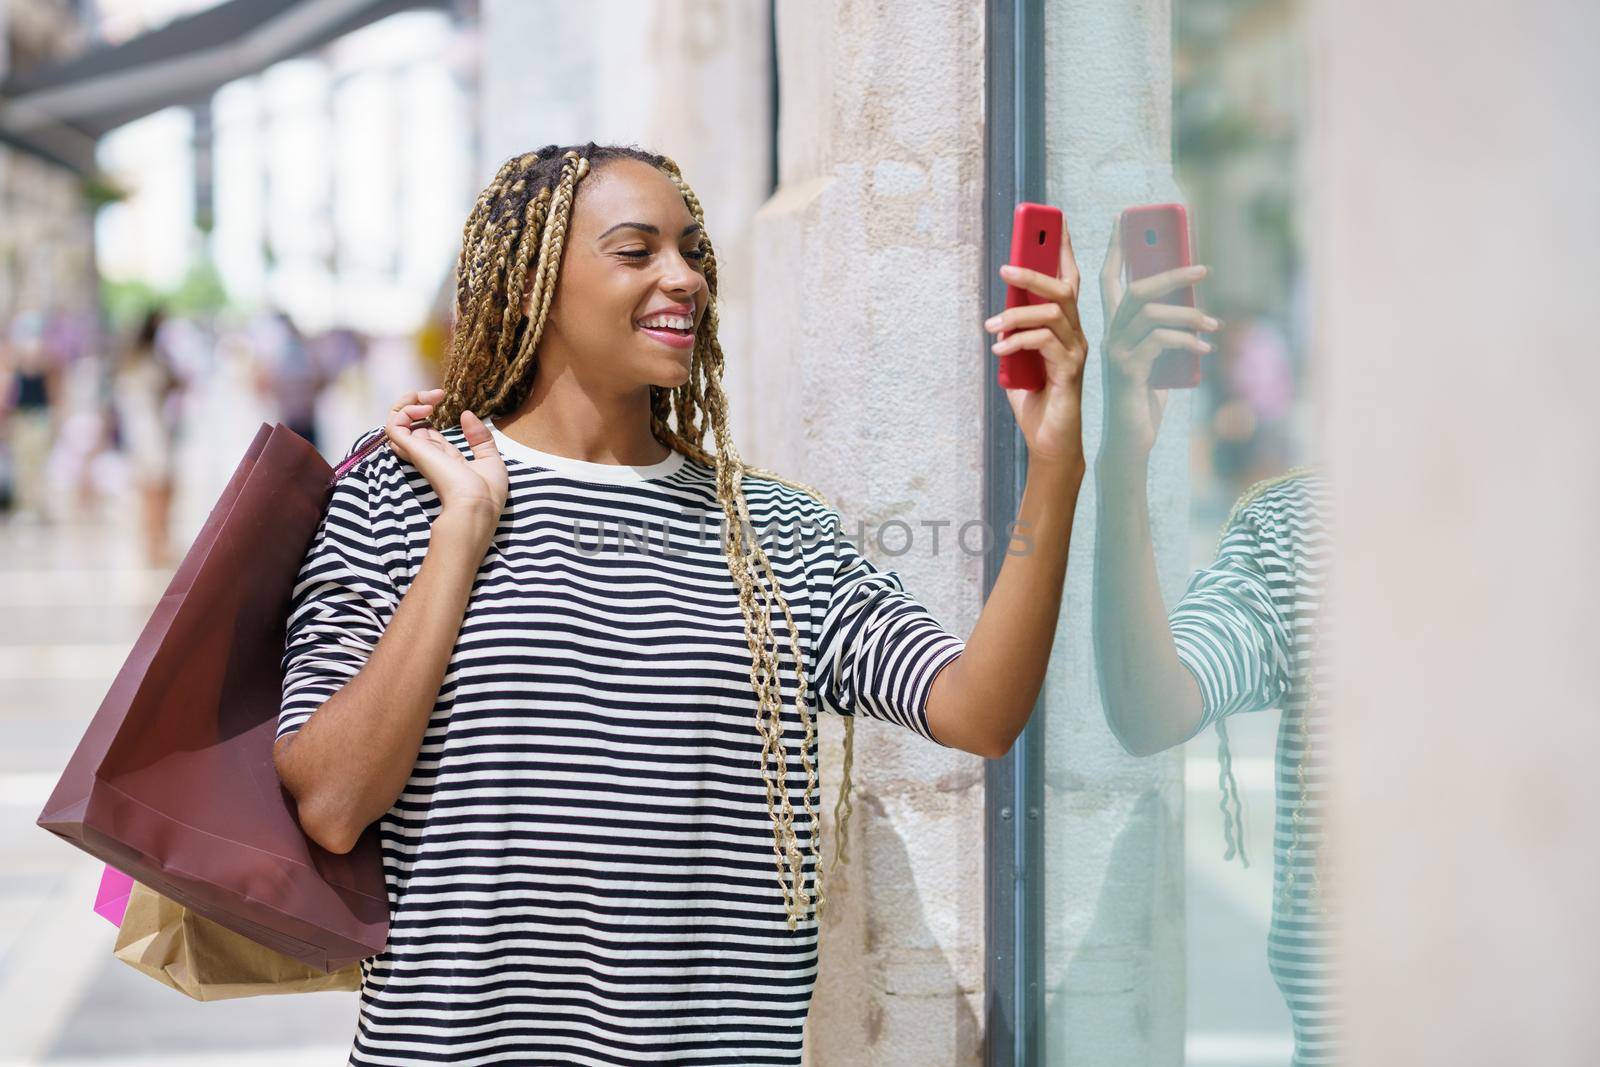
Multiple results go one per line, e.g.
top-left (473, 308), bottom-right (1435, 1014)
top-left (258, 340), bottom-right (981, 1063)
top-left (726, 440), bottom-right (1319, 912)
top-left (637, 315), bottom-right (694, 332)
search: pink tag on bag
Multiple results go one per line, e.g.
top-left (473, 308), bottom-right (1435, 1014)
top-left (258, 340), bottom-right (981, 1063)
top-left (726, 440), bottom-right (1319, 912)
top-left (94, 864), bottom-right (135, 927)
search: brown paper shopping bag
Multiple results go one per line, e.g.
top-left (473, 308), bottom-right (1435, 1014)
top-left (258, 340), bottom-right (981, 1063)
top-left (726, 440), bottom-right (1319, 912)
top-left (114, 881), bottom-right (362, 1001)
top-left (38, 423), bottom-right (391, 975)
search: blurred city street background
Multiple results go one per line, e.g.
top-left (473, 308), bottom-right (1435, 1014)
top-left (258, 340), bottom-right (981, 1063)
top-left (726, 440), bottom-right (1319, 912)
top-left (0, 329), bottom-right (422, 1065)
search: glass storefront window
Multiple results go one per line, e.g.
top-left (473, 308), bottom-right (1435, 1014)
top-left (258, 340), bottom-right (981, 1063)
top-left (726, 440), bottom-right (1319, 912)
top-left (1020, 0), bottom-right (1326, 1063)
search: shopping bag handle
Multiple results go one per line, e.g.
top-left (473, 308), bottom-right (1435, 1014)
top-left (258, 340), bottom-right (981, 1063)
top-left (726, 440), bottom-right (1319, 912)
top-left (326, 420), bottom-right (428, 488)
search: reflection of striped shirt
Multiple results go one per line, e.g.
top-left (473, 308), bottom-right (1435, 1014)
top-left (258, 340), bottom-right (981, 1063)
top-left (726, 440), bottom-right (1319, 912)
top-left (278, 421), bottom-right (966, 1066)
top-left (1170, 471), bottom-right (1337, 1067)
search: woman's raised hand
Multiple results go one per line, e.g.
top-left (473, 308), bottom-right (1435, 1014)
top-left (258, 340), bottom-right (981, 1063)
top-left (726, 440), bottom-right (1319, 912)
top-left (983, 220), bottom-right (1091, 471)
top-left (383, 388), bottom-right (508, 528)
top-left (1098, 215), bottom-right (1218, 460)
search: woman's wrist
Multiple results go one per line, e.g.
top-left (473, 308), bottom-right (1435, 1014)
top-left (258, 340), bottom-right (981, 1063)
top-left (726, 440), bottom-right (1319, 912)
top-left (434, 503), bottom-right (499, 551)
top-left (1096, 438), bottom-right (1152, 478)
top-left (1026, 449), bottom-right (1087, 487)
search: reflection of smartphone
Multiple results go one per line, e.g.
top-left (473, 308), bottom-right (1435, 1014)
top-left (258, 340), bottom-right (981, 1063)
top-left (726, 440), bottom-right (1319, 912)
top-left (998, 202), bottom-right (1063, 392)
top-left (1120, 203), bottom-right (1203, 389)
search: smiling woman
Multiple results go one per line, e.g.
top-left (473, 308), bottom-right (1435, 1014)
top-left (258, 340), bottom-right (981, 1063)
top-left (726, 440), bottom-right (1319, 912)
top-left (268, 142), bottom-right (988, 1067)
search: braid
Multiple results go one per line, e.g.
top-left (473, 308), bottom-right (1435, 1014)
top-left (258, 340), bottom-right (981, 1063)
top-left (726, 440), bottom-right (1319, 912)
top-left (431, 143), bottom-right (854, 929)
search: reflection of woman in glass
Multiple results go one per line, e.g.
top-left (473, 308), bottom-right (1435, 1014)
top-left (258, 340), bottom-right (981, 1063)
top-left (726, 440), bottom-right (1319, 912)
top-left (272, 143), bottom-right (1092, 1065)
top-left (110, 308), bottom-right (182, 566)
top-left (1092, 218), bottom-right (1336, 1066)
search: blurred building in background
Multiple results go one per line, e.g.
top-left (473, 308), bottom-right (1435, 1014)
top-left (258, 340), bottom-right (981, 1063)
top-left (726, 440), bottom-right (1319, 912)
top-left (0, 0), bottom-right (101, 527)
top-left (0, 0), bottom-right (98, 325)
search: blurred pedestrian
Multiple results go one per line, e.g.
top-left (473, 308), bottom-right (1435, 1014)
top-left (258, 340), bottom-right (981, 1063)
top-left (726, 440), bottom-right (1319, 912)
top-left (110, 308), bottom-right (182, 567)
top-left (3, 312), bottom-right (59, 524)
top-left (251, 310), bottom-right (329, 454)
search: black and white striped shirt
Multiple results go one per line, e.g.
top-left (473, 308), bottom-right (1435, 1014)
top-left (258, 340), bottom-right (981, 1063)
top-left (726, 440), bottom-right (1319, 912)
top-left (1170, 470), bottom-right (1337, 1066)
top-left (278, 419), bottom-right (967, 1066)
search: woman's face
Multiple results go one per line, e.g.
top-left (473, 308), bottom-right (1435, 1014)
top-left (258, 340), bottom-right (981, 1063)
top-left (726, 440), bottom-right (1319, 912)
top-left (532, 158), bottom-right (709, 393)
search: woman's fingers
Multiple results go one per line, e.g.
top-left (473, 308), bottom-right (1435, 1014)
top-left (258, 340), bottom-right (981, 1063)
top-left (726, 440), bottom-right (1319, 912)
top-left (1132, 301), bottom-right (1221, 335)
top-left (986, 300), bottom-right (1068, 335)
top-left (1100, 216), bottom-right (1125, 325)
top-left (988, 302), bottom-right (1082, 365)
top-left (989, 222), bottom-right (1088, 362)
top-left (995, 326), bottom-right (1084, 385)
top-left (388, 389), bottom-right (431, 415)
top-left (999, 260), bottom-right (1074, 306)
top-left (991, 326), bottom-right (1052, 356)
top-left (459, 410), bottom-right (504, 464)
top-left (388, 388), bottom-right (443, 416)
top-left (386, 389), bottom-right (443, 428)
top-left (387, 404), bottom-right (432, 439)
top-left (1132, 327), bottom-right (1213, 362)
top-left (1058, 220), bottom-right (1084, 335)
top-left (1126, 264), bottom-right (1208, 306)
top-left (385, 388), bottom-right (445, 461)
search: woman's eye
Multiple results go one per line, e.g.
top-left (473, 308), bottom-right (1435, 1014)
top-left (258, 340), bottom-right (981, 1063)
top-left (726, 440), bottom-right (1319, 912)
top-left (617, 247), bottom-right (707, 263)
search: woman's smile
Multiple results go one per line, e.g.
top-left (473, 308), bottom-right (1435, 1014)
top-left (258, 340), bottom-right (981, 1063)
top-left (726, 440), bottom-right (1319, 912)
top-left (637, 324), bottom-right (696, 349)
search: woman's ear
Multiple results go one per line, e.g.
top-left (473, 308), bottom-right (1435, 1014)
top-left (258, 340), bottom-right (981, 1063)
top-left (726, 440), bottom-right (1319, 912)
top-left (521, 274), bottom-right (537, 319)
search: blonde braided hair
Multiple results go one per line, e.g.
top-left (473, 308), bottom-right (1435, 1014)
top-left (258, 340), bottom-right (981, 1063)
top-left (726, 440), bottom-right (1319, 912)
top-left (426, 143), bottom-right (855, 929)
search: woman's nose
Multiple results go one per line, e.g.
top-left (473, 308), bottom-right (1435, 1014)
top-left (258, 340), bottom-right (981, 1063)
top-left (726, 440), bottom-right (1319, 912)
top-left (665, 257), bottom-right (707, 294)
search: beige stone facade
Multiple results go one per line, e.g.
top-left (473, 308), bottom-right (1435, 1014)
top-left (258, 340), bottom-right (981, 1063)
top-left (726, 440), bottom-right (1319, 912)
top-left (0, 0), bottom-right (97, 321)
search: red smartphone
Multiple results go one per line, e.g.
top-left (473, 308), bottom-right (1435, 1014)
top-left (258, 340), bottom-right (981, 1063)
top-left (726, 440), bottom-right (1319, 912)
top-left (1120, 203), bottom-right (1203, 389)
top-left (997, 202), bottom-right (1063, 392)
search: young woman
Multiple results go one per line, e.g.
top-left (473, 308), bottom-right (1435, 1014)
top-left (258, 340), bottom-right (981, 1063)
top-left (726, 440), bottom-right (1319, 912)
top-left (273, 142), bottom-right (1089, 1066)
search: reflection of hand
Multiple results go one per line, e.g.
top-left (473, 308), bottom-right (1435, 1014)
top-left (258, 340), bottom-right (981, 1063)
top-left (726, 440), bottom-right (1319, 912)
top-left (982, 219), bottom-right (1091, 469)
top-left (1098, 216), bottom-right (1219, 460)
top-left (382, 388), bottom-right (507, 538)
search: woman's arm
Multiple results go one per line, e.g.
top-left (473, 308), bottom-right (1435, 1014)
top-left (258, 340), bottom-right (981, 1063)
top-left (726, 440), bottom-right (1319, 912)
top-left (274, 389), bottom-right (508, 854)
top-left (1091, 216), bottom-right (1216, 755)
top-left (925, 456), bottom-right (1084, 758)
top-left (925, 223), bottom-right (1092, 759)
top-left (273, 505), bottom-right (495, 854)
top-left (1092, 447), bottom-right (1203, 756)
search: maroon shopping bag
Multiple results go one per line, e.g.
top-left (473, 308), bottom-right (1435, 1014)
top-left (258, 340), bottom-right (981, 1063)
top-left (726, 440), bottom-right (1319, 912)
top-left (38, 423), bottom-right (388, 973)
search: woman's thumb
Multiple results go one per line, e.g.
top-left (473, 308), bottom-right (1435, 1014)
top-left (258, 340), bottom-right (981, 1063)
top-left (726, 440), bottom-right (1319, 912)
top-left (459, 409), bottom-right (502, 463)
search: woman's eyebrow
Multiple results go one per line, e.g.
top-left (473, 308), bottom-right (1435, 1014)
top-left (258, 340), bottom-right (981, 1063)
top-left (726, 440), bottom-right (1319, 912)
top-left (597, 222), bottom-right (703, 240)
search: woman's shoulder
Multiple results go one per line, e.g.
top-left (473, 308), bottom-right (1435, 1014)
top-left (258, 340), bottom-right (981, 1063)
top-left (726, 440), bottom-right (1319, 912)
top-left (1230, 466), bottom-right (1328, 530)
top-left (654, 456), bottom-right (838, 553)
top-left (731, 464), bottom-right (836, 525)
top-left (328, 423), bottom-right (450, 505)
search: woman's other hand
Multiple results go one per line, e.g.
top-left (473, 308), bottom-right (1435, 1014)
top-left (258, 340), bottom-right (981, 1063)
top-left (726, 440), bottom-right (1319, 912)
top-left (983, 220), bottom-right (1091, 471)
top-left (1098, 215), bottom-right (1218, 461)
top-left (383, 388), bottom-right (507, 531)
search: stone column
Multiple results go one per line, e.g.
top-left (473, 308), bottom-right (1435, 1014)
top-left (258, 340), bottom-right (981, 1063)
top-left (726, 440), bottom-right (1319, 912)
top-left (753, 2), bottom-right (989, 1063)
top-left (477, 0), bottom-right (598, 178)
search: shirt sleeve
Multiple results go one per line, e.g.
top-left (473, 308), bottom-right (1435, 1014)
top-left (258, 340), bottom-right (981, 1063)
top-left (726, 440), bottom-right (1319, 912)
top-left (277, 435), bottom-right (400, 744)
top-left (1169, 510), bottom-right (1294, 736)
top-left (804, 509), bottom-right (966, 745)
